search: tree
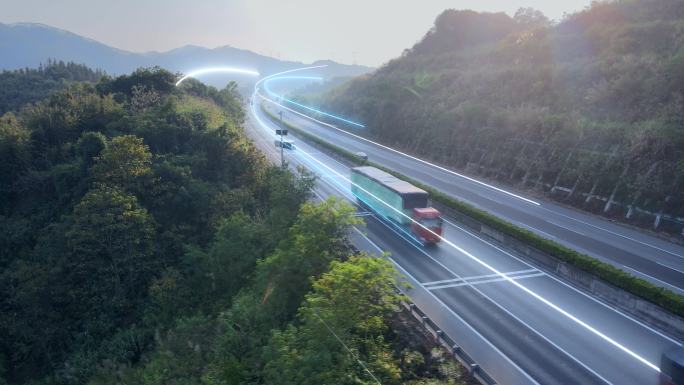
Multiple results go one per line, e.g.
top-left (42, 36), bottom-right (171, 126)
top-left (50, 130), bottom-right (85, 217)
top-left (514, 7), bottom-right (550, 28)
top-left (263, 255), bottom-right (404, 385)
top-left (203, 198), bottom-right (361, 385)
top-left (254, 198), bottom-right (361, 324)
top-left (63, 185), bottom-right (157, 325)
top-left (75, 131), bottom-right (107, 166)
top-left (0, 113), bottom-right (30, 194)
top-left (92, 135), bottom-right (152, 190)
top-left (183, 212), bottom-right (270, 313)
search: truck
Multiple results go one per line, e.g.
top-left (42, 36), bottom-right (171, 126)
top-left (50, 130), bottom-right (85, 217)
top-left (351, 166), bottom-right (443, 245)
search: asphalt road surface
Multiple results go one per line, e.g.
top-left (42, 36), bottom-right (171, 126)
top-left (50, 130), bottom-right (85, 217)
top-left (259, 99), bottom-right (684, 295)
top-left (245, 105), bottom-right (682, 385)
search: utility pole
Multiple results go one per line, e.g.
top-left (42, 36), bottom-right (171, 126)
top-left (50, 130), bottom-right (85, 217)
top-left (278, 111), bottom-right (285, 169)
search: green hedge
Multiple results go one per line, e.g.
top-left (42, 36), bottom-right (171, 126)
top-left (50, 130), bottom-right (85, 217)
top-left (261, 105), bottom-right (684, 318)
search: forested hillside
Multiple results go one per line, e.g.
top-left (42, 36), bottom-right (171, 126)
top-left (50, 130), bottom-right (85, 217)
top-left (0, 60), bottom-right (104, 115)
top-left (321, 0), bottom-right (684, 234)
top-left (0, 67), bottom-right (463, 384)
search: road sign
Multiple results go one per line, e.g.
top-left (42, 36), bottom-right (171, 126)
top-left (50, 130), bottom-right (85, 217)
top-left (276, 129), bottom-right (288, 136)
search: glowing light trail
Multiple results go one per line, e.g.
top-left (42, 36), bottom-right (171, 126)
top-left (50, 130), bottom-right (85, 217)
top-left (251, 90), bottom-right (660, 372)
top-left (175, 67), bottom-right (260, 86)
top-left (298, 138), bottom-right (659, 372)
top-left (256, 90), bottom-right (540, 206)
top-left (264, 76), bottom-right (366, 128)
top-left (254, 64), bottom-right (328, 91)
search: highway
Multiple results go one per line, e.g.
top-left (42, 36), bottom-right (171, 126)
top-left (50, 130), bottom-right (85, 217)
top-left (258, 96), bottom-right (684, 294)
top-left (246, 103), bottom-right (682, 385)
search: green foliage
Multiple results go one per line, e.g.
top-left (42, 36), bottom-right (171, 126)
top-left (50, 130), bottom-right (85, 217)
top-left (254, 198), bottom-right (361, 324)
top-left (0, 52), bottom-right (473, 385)
top-left (92, 135), bottom-right (152, 190)
top-left (65, 185), bottom-right (157, 316)
top-left (181, 212), bottom-right (271, 314)
top-left (0, 65), bottom-right (313, 385)
top-left (96, 66), bottom-right (176, 98)
top-left (263, 255), bottom-right (404, 385)
top-left (75, 131), bottom-right (107, 166)
top-left (0, 113), bottom-right (30, 200)
top-left (184, 198), bottom-right (358, 385)
top-left (22, 83), bottom-right (125, 165)
top-left (0, 60), bottom-right (104, 115)
top-left (262, 103), bottom-right (684, 317)
top-left (318, 0), bottom-right (684, 219)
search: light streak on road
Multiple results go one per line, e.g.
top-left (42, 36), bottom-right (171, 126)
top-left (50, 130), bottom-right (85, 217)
top-left (250, 82), bottom-right (660, 372)
top-left (264, 76), bottom-right (366, 128)
top-left (253, 64), bottom-right (328, 91)
top-left (170, 64), bottom-right (662, 375)
top-left (175, 67), bottom-right (260, 86)
top-left (256, 90), bottom-right (540, 206)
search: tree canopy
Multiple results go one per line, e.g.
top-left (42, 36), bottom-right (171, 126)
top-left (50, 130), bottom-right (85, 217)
top-left (0, 65), bottom-right (464, 385)
top-left (315, 0), bottom-right (684, 233)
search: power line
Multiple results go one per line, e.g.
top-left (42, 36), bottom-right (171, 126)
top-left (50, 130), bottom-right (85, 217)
top-left (313, 311), bottom-right (382, 385)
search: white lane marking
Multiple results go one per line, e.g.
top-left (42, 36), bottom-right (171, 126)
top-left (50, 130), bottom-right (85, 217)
top-left (311, 188), bottom-right (326, 202)
top-left (422, 269), bottom-right (538, 286)
top-left (256, 91), bottom-right (540, 206)
top-left (375, 220), bottom-right (615, 385)
top-left (656, 261), bottom-right (684, 275)
top-left (541, 207), bottom-right (684, 259)
top-left (354, 212), bottom-right (373, 217)
top-left (547, 221), bottom-right (587, 236)
top-left (429, 273), bottom-right (546, 290)
top-left (262, 86), bottom-right (684, 261)
top-left (621, 265), bottom-right (684, 292)
top-left (441, 217), bottom-right (683, 346)
top-left (291, 141), bottom-right (661, 372)
top-left (252, 95), bottom-right (667, 368)
top-left (514, 221), bottom-right (558, 240)
top-left (310, 159), bottom-right (542, 384)
top-left (350, 227), bottom-right (541, 385)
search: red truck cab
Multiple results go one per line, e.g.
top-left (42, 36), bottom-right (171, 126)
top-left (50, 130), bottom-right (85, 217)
top-left (411, 207), bottom-right (443, 244)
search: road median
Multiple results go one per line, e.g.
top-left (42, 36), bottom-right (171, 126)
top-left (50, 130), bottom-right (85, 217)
top-left (260, 104), bottom-right (684, 334)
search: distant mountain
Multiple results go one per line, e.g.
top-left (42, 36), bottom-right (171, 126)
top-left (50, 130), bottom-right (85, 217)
top-left (0, 22), bottom-right (373, 87)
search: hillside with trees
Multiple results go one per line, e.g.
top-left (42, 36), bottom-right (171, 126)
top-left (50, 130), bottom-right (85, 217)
top-left (0, 67), bottom-right (464, 384)
top-left (319, 0), bottom-right (684, 235)
top-left (0, 60), bottom-right (104, 115)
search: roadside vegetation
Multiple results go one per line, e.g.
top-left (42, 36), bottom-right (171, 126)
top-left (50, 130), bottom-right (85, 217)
top-left (0, 60), bottom-right (104, 115)
top-left (309, 0), bottom-right (684, 234)
top-left (262, 104), bottom-right (684, 318)
top-left (0, 67), bottom-right (464, 384)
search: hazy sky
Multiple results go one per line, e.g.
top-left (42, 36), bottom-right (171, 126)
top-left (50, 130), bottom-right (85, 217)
top-left (2, 0), bottom-right (593, 66)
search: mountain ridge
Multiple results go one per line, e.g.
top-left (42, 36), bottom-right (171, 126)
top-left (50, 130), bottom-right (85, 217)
top-left (0, 22), bottom-right (373, 85)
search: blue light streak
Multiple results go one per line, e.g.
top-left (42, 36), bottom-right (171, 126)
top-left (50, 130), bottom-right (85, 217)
top-left (263, 76), bottom-right (366, 128)
top-left (251, 92), bottom-right (662, 371)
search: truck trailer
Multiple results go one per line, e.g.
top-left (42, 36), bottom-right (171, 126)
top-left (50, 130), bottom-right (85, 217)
top-left (351, 166), bottom-right (443, 245)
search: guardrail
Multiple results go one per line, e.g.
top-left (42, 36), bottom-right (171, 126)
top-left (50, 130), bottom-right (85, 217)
top-left (400, 299), bottom-right (498, 385)
top-left (259, 103), bottom-right (684, 325)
